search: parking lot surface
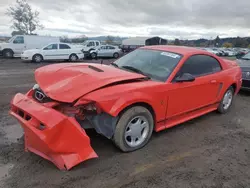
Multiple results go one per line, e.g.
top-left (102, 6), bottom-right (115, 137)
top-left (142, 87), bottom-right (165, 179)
top-left (1, 58), bottom-right (250, 188)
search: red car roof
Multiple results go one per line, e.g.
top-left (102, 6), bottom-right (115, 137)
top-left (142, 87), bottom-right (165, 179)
top-left (142, 45), bottom-right (205, 55)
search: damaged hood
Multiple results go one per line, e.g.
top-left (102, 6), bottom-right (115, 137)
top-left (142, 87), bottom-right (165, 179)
top-left (35, 63), bottom-right (146, 103)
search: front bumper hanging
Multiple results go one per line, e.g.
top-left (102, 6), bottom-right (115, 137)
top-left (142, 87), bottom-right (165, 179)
top-left (10, 93), bottom-right (98, 170)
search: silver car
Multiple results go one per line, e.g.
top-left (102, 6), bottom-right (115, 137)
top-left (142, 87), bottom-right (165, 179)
top-left (90, 45), bottom-right (122, 59)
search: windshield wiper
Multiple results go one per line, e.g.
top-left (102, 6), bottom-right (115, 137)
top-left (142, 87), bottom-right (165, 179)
top-left (121, 65), bottom-right (151, 79)
top-left (110, 62), bottom-right (119, 68)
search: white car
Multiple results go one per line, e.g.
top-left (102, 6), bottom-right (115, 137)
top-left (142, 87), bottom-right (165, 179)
top-left (89, 45), bottom-right (122, 59)
top-left (202, 48), bottom-right (220, 56)
top-left (0, 35), bottom-right (60, 58)
top-left (21, 43), bottom-right (84, 63)
top-left (222, 49), bottom-right (236, 56)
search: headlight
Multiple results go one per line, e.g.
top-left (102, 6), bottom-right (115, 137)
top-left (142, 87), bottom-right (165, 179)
top-left (32, 84), bottom-right (40, 90)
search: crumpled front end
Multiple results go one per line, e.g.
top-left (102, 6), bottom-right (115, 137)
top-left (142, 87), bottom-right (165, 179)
top-left (9, 93), bottom-right (98, 170)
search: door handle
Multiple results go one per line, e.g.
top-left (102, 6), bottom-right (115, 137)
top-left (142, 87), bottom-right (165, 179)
top-left (210, 80), bottom-right (217, 84)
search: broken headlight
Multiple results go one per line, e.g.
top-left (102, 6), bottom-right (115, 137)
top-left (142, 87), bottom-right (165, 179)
top-left (55, 102), bottom-right (101, 119)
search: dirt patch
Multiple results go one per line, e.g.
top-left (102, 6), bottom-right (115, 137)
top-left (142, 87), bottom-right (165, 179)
top-left (0, 58), bottom-right (250, 188)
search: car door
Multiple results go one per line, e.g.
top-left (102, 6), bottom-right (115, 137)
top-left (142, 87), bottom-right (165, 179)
top-left (59, 44), bottom-right (71, 59)
top-left (166, 54), bottom-right (223, 119)
top-left (98, 46), bottom-right (107, 57)
top-left (107, 46), bottom-right (116, 57)
top-left (12, 36), bottom-right (26, 55)
top-left (42, 44), bottom-right (58, 60)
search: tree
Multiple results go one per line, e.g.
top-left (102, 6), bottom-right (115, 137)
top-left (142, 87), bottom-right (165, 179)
top-left (248, 44), bottom-right (250, 49)
top-left (6, 0), bottom-right (43, 35)
top-left (60, 35), bottom-right (71, 43)
top-left (105, 36), bottom-right (114, 44)
top-left (214, 36), bottom-right (221, 47)
top-left (11, 30), bottom-right (25, 36)
top-left (223, 42), bottom-right (233, 48)
top-left (174, 38), bottom-right (180, 45)
top-left (233, 37), bottom-right (249, 48)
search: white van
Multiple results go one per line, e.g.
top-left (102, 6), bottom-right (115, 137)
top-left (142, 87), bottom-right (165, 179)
top-left (0, 35), bottom-right (60, 58)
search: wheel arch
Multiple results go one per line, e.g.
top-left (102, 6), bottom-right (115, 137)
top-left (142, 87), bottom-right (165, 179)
top-left (32, 53), bottom-right (44, 60)
top-left (117, 102), bottom-right (156, 125)
top-left (230, 83), bottom-right (237, 94)
top-left (3, 48), bottom-right (14, 53)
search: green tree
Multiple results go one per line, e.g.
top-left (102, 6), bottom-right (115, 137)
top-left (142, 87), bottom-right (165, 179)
top-left (105, 35), bottom-right (114, 44)
top-left (214, 36), bottom-right (220, 46)
top-left (222, 42), bottom-right (233, 48)
top-left (6, 0), bottom-right (43, 35)
top-left (233, 37), bottom-right (249, 48)
top-left (174, 38), bottom-right (181, 45)
top-left (248, 44), bottom-right (250, 49)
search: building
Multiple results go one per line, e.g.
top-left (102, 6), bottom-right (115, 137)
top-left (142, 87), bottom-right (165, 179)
top-left (121, 36), bottom-right (168, 52)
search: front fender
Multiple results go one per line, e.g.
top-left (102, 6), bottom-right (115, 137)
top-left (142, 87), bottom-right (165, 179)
top-left (94, 91), bottom-right (166, 122)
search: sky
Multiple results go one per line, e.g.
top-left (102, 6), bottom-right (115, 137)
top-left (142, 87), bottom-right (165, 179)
top-left (0, 0), bottom-right (250, 39)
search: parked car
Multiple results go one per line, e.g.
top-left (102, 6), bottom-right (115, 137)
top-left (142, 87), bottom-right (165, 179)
top-left (202, 48), bottom-right (220, 56)
top-left (236, 49), bottom-right (249, 59)
top-left (10, 46), bottom-right (242, 170)
top-left (89, 45), bottom-right (122, 59)
top-left (21, 43), bottom-right (84, 63)
top-left (236, 52), bottom-right (250, 90)
top-left (81, 40), bottom-right (101, 58)
top-left (0, 35), bottom-right (60, 58)
top-left (219, 49), bottom-right (229, 56)
top-left (222, 49), bottom-right (236, 56)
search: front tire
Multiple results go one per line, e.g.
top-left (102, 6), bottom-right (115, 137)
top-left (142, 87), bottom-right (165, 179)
top-left (69, 54), bottom-right (78, 62)
top-left (113, 52), bottom-right (119, 59)
top-left (113, 106), bottom-right (154, 152)
top-left (32, 54), bottom-right (43, 63)
top-left (3, 50), bottom-right (14, 58)
top-left (217, 86), bottom-right (234, 114)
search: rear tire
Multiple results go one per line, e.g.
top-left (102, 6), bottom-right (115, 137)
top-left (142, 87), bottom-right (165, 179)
top-left (113, 106), bottom-right (154, 152)
top-left (3, 50), bottom-right (14, 58)
top-left (69, 54), bottom-right (78, 62)
top-left (113, 53), bottom-right (119, 59)
top-left (32, 54), bottom-right (43, 63)
top-left (217, 86), bottom-right (234, 114)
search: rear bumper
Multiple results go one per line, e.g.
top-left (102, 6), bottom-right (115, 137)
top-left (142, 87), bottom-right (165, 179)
top-left (10, 93), bottom-right (98, 170)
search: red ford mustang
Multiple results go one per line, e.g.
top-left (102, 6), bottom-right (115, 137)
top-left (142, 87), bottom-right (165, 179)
top-left (10, 45), bottom-right (242, 170)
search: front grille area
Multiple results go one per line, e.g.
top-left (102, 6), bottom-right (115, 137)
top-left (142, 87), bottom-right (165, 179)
top-left (11, 106), bottom-right (46, 130)
top-left (242, 72), bottom-right (250, 79)
top-left (12, 107), bottom-right (32, 121)
top-left (242, 80), bottom-right (250, 88)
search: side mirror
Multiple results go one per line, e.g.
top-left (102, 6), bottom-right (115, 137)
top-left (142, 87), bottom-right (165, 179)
top-left (175, 73), bottom-right (195, 82)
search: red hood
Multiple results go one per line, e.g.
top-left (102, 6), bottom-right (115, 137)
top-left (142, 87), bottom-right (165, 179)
top-left (35, 63), bottom-right (146, 103)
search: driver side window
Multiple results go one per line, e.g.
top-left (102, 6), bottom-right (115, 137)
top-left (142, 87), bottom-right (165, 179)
top-left (13, 36), bottom-right (24, 44)
top-left (175, 54), bottom-right (222, 79)
top-left (43, 44), bottom-right (58, 50)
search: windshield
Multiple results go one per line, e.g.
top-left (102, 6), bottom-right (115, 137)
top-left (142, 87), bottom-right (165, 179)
top-left (113, 49), bottom-right (182, 82)
top-left (241, 52), bottom-right (250, 60)
top-left (8, 36), bottom-right (15, 43)
top-left (82, 41), bottom-right (89, 46)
